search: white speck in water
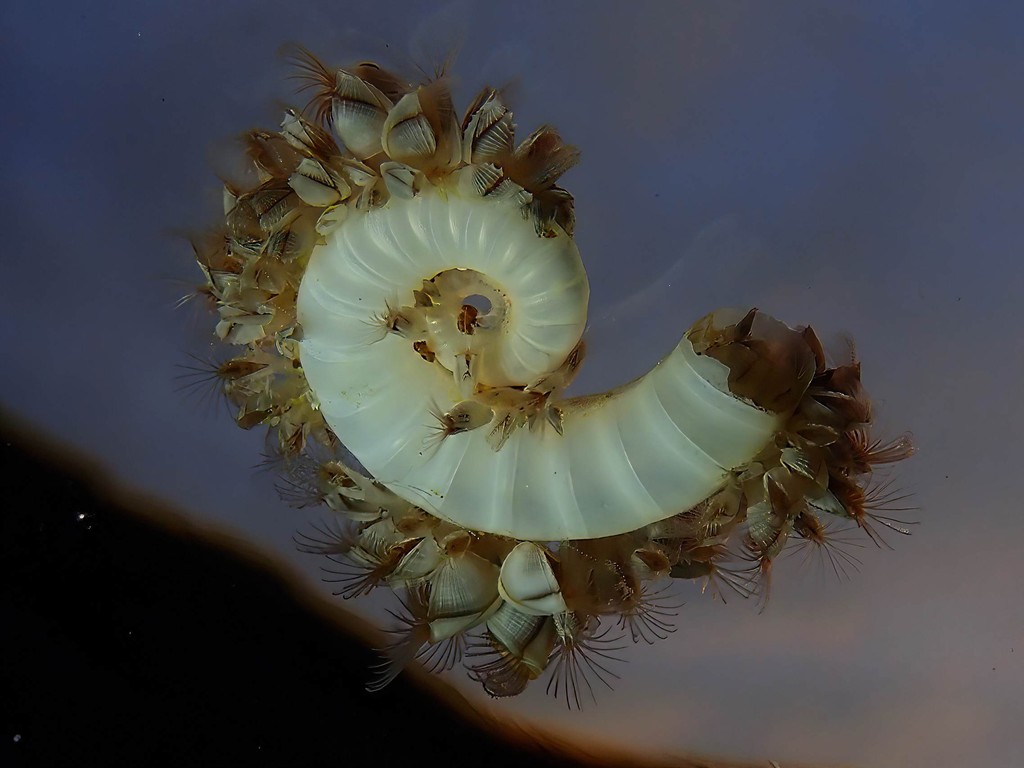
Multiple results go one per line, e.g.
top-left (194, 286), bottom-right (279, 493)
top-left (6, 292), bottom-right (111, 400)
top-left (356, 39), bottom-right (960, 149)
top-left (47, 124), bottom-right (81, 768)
top-left (13, 734), bottom-right (21, 743)
top-left (77, 513), bottom-right (86, 520)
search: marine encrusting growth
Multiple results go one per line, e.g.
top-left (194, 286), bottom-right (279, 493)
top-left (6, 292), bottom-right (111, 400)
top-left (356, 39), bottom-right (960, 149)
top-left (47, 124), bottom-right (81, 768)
top-left (181, 48), bottom-right (915, 706)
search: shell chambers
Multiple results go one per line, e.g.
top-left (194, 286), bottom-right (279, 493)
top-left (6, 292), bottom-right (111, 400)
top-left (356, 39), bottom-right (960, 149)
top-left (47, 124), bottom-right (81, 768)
top-left (185, 48), bottom-right (914, 703)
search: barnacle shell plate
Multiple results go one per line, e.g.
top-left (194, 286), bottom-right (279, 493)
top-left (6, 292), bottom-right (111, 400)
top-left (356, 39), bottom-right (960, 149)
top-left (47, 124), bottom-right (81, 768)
top-left (299, 189), bottom-right (784, 540)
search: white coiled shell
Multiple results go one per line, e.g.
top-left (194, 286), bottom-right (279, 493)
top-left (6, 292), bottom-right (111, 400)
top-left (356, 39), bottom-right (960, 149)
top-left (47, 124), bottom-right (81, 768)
top-left (298, 189), bottom-right (785, 540)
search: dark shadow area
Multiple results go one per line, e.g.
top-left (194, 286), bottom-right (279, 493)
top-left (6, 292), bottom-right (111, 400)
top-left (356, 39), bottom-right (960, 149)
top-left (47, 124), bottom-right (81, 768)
top-left (0, 411), bottom-right (785, 768)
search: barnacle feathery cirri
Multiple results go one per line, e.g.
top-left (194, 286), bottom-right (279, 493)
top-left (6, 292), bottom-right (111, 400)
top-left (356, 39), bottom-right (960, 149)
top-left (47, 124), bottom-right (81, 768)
top-left (183, 47), bottom-right (915, 706)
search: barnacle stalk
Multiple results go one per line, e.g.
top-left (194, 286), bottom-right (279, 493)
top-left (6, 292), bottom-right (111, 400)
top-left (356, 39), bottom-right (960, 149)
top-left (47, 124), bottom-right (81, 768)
top-left (182, 46), bottom-right (915, 702)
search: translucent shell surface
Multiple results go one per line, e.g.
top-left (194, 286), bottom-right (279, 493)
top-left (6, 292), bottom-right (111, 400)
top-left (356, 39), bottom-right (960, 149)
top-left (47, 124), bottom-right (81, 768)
top-left (299, 191), bottom-right (792, 540)
top-left (300, 189), bottom-right (588, 384)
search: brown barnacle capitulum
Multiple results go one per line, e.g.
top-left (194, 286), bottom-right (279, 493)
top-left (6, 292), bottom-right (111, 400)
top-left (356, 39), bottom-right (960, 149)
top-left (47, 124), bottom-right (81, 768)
top-left (214, 304), bottom-right (270, 345)
top-left (425, 400), bottom-right (494, 450)
top-left (314, 203), bottom-right (348, 236)
top-left (247, 251), bottom-right (288, 291)
top-left (471, 386), bottom-right (551, 449)
top-left (526, 339), bottom-right (587, 395)
top-left (452, 162), bottom-right (532, 206)
top-left (346, 60), bottom-right (410, 104)
top-left (435, 527), bottom-right (470, 554)
top-left (365, 587), bottom-right (457, 692)
top-left (204, 352), bottom-right (271, 385)
top-left (739, 469), bottom-right (805, 611)
top-left (222, 182), bottom-right (241, 217)
top-left (536, 402), bottom-right (564, 436)
top-left (630, 546), bottom-right (672, 580)
top-left (331, 466), bottom-right (420, 522)
top-left (788, 417), bottom-right (841, 448)
top-left (486, 406), bottom-right (528, 451)
top-left (746, 470), bottom-right (799, 556)
top-left (213, 287), bottom-right (263, 340)
top-left (318, 460), bottom-right (356, 490)
top-left (505, 125), bottom-right (580, 194)
top-left (689, 306), bottom-right (757, 354)
top-left (261, 211), bottom-right (316, 264)
top-left (696, 483), bottom-right (746, 542)
top-left (801, 324), bottom-right (828, 375)
top-left (272, 402), bottom-right (316, 458)
top-left (555, 538), bottom-right (649, 620)
top-left (807, 361), bottom-right (873, 428)
top-left (279, 108), bottom-right (339, 159)
top-left (223, 192), bottom-right (263, 249)
top-left (326, 68), bottom-right (394, 160)
top-left (226, 188), bottom-right (274, 239)
top-left (190, 230), bottom-right (242, 303)
top-left (379, 160), bottom-right (425, 200)
top-left (322, 517), bottom-right (421, 599)
top-left (498, 542), bottom-right (568, 616)
top-left (174, 352), bottom-right (269, 415)
top-left (778, 443), bottom-right (824, 483)
top-left (225, 231), bottom-right (263, 264)
top-left (669, 541), bottom-right (753, 602)
top-left (287, 157), bottom-right (352, 207)
top-left (244, 129), bottom-right (305, 182)
top-left (394, 509), bottom-right (440, 544)
top-left (689, 308), bottom-right (816, 414)
top-left (270, 367), bottom-right (331, 455)
top-left (335, 155), bottom-right (385, 214)
top-left (233, 401), bottom-right (278, 430)
top-left (369, 546), bottom-right (501, 691)
top-left (276, 458), bottom-right (361, 515)
top-left (381, 80), bottom-right (462, 173)
top-left (467, 602), bottom-right (558, 698)
top-left (368, 302), bottom-right (417, 339)
top-left (224, 186), bottom-right (285, 244)
top-left (251, 184), bottom-right (301, 234)
top-left (461, 87), bottom-right (515, 165)
top-left (529, 185), bottom-right (576, 237)
top-left (258, 287), bottom-right (299, 338)
top-left (387, 534), bottom-right (444, 588)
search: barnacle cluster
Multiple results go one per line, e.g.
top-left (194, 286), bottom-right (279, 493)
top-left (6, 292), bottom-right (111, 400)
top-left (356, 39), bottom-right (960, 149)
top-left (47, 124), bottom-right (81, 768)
top-left (181, 48), bottom-right (913, 705)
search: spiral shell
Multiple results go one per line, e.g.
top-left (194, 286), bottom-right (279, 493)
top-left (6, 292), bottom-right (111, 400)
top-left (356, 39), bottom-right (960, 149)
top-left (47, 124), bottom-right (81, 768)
top-left (298, 186), bottom-right (814, 539)
top-left (185, 48), bottom-right (914, 703)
